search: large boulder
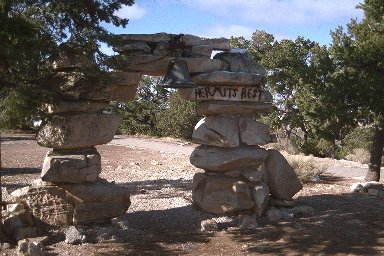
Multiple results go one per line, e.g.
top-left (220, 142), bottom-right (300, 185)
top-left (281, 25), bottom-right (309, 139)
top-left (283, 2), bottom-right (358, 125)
top-left (262, 149), bottom-right (303, 200)
top-left (252, 182), bottom-right (270, 217)
top-left (239, 117), bottom-right (271, 145)
top-left (41, 148), bottom-right (101, 183)
top-left (192, 116), bottom-right (239, 147)
top-left (36, 112), bottom-right (122, 149)
top-left (192, 173), bottom-right (254, 214)
top-left (192, 71), bottom-right (266, 86)
top-left (213, 49), bottom-right (266, 75)
top-left (190, 146), bottom-right (268, 172)
top-left (11, 180), bottom-right (131, 225)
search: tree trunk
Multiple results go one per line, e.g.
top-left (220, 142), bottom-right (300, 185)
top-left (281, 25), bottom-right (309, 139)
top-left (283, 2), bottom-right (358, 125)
top-left (365, 120), bottom-right (384, 182)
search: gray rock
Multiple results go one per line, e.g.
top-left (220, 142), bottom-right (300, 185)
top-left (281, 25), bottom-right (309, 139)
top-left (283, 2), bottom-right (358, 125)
top-left (350, 183), bottom-right (365, 193)
top-left (65, 226), bottom-right (86, 245)
top-left (262, 149), bottom-right (303, 200)
top-left (113, 41), bottom-right (152, 54)
top-left (111, 215), bottom-right (130, 230)
top-left (368, 188), bottom-right (384, 198)
top-left (239, 117), bottom-right (271, 145)
top-left (190, 146), bottom-right (268, 172)
top-left (202, 37), bottom-right (231, 51)
top-left (241, 168), bottom-right (263, 182)
top-left (192, 71), bottom-right (267, 86)
top-left (14, 227), bottom-right (38, 241)
top-left (190, 45), bottom-right (213, 58)
top-left (214, 49), bottom-right (266, 75)
top-left (200, 219), bottom-right (218, 232)
top-left (17, 238), bottom-right (44, 256)
top-left (12, 181), bottom-right (131, 225)
top-left (362, 181), bottom-right (384, 190)
top-left (253, 182), bottom-right (270, 217)
top-left (2, 203), bottom-right (35, 238)
top-left (238, 215), bottom-right (260, 230)
top-left (36, 112), bottom-right (122, 149)
top-left (270, 197), bottom-right (296, 208)
top-left (197, 101), bottom-right (273, 116)
top-left (41, 148), bottom-right (101, 183)
top-left (292, 206), bottom-right (315, 217)
top-left (185, 58), bottom-right (229, 74)
top-left (192, 116), bottom-right (239, 147)
top-left (266, 208), bottom-right (283, 223)
top-left (192, 173), bottom-right (254, 214)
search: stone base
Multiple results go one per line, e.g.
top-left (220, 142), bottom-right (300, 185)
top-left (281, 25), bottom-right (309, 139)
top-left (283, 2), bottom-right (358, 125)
top-left (11, 180), bottom-right (131, 226)
top-left (41, 148), bottom-right (101, 183)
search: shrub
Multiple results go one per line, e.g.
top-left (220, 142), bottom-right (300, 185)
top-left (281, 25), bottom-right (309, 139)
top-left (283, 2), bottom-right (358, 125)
top-left (340, 127), bottom-right (373, 158)
top-left (284, 153), bottom-right (329, 183)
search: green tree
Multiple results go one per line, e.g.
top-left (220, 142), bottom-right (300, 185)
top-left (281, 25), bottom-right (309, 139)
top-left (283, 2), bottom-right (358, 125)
top-left (0, 0), bottom-right (134, 129)
top-left (330, 0), bottom-right (384, 181)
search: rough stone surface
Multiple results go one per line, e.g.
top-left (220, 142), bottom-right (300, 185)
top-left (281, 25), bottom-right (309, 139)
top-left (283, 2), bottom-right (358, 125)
top-left (270, 197), bottom-right (296, 208)
top-left (13, 227), bottom-right (38, 241)
top-left (65, 226), bottom-right (86, 245)
top-left (241, 168), bottom-right (263, 182)
top-left (36, 112), bottom-right (122, 149)
top-left (192, 173), bottom-right (254, 214)
top-left (202, 38), bottom-right (231, 51)
top-left (238, 215), bottom-right (260, 230)
top-left (192, 71), bottom-right (266, 86)
top-left (200, 219), bottom-right (218, 232)
top-left (239, 117), bottom-right (271, 145)
top-left (214, 49), bottom-right (266, 75)
top-left (111, 215), bottom-right (130, 230)
top-left (190, 45), bottom-right (213, 58)
top-left (253, 182), bottom-right (270, 217)
top-left (266, 208), bottom-right (283, 223)
top-left (292, 206), bottom-right (315, 217)
top-left (192, 116), bottom-right (239, 147)
top-left (262, 149), bottom-right (303, 200)
top-left (12, 181), bottom-right (131, 225)
top-left (368, 189), bottom-right (384, 198)
top-left (2, 203), bottom-right (35, 239)
top-left (113, 41), bottom-right (152, 54)
top-left (197, 101), bottom-right (273, 115)
top-left (41, 148), bottom-right (101, 183)
top-left (190, 146), bottom-right (268, 172)
top-left (17, 238), bottom-right (44, 256)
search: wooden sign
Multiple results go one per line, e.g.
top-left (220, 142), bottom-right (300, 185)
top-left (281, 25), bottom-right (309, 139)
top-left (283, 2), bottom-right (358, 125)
top-left (180, 86), bottom-right (271, 102)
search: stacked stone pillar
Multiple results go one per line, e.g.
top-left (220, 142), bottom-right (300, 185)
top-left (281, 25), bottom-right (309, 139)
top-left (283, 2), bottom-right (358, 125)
top-left (181, 49), bottom-right (303, 217)
top-left (15, 49), bottom-right (140, 226)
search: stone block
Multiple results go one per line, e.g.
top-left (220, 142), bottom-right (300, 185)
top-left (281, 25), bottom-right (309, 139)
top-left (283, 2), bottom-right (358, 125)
top-left (190, 146), bottom-right (268, 172)
top-left (192, 116), bottom-right (239, 147)
top-left (113, 41), bottom-right (152, 54)
top-left (192, 71), bottom-right (266, 86)
top-left (214, 49), bottom-right (266, 75)
top-left (41, 148), bottom-right (101, 183)
top-left (202, 37), bottom-right (231, 51)
top-left (2, 205), bottom-right (35, 237)
top-left (253, 182), bottom-right (270, 217)
top-left (197, 101), bottom-right (273, 115)
top-left (192, 173), bottom-right (254, 214)
top-left (262, 149), bottom-right (303, 200)
top-left (12, 181), bottom-right (131, 225)
top-left (190, 45), bottom-right (213, 58)
top-left (36, 112), bottom-right (122, 149)
top-left (239, 117), bottom-right (271, 145)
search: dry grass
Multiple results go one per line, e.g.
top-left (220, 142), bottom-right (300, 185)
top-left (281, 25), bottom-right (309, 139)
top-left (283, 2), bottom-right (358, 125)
top-left (345, 148), bottom-right (371, 164)
top-left (283, 153), bottom-right (330, 183)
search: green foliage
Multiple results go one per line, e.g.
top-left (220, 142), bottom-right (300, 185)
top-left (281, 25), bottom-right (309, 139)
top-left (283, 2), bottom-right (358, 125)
top-left (340, 127), bottom-right (374, 157)
top-left (0, 86), bottom-right (48, 130)
top-left (156, 91), bottom-right (200, 139)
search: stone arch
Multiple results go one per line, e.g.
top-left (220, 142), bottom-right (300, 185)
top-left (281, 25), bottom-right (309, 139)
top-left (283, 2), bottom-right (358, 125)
top-left (17, 33), bottom-right (302, 226)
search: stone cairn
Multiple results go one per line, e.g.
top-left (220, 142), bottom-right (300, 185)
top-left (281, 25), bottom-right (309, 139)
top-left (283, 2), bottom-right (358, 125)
top-left (112, 33), bottom-right (303, 218)
top-left (3, 33), bottom-right (304, 242)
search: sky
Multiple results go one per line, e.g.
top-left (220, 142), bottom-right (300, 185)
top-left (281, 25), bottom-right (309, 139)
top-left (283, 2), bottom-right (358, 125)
top-left (104, 0), bottom-right (364, 47)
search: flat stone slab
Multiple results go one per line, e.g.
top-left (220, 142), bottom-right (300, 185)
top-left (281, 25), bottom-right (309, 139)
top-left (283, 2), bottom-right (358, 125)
top-left (262, 149), bottom-right (303, 200)
top-left (192, 71), bottom-right (267, 86)
top-left (192, 116), bottom-right (239, 147)
top-left (37, 112), bottom-right (122, 149)
top-left (190, 146), bottom-right (268, 172)
top-left (192, 173), bottom-right (254, 214)
top-left (11, 180), bottom-right (131, 225)
top-left (197, 101), bottom-right (273, 115)
top-left (214, 49), bottom-right (266, 75)
top-left (179, 86), bottom-right (272, 102)
top-left (41, 148), bottom-right (101, 183)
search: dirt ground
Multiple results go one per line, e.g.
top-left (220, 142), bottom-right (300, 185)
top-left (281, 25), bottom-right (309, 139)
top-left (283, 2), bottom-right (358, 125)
top-left (1, 133), bottom-right (384, 255)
